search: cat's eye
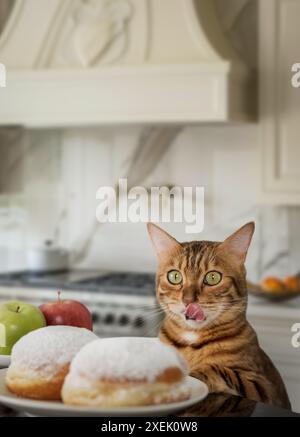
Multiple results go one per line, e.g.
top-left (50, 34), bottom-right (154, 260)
top-left (204, 271), bottom-right (222, 286)
top-left (167, 270), bottom-right (183, 285)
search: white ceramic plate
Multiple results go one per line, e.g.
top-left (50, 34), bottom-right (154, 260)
top-left (0, 369), bottom-right (208, 417)
top-left (0, 355), bottom-right (10, 368)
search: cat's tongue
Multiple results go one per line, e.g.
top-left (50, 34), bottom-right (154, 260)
top-left (184, 303), bottom-right (205, 323)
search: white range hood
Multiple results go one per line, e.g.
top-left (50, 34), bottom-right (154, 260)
top-left (0, 0), bottom-right (255, 127)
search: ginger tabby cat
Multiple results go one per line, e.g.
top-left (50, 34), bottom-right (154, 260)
top-left (147, 222), bottom-right (290, 409)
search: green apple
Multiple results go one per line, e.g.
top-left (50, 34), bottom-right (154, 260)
top-left (0, 301), bottom-right (46, 355)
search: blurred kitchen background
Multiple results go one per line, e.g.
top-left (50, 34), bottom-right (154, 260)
top-left (0, 0), bottom-right (300, 411)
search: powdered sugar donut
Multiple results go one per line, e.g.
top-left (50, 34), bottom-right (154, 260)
top-left (6, 326), bottom-right (97, 400)
top-left (62, 337), bottom-right (190, 407)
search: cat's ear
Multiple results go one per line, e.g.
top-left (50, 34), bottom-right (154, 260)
top-left (218, 222), bottom-right (255, 264)
top-left (147, 223), bottom-right (181, 259)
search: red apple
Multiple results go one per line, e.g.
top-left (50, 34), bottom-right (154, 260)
top-left (39, 292), bottom-right (93, 331)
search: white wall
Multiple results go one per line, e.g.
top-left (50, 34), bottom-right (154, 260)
top-left (0, 122), bottom-right (297, 282)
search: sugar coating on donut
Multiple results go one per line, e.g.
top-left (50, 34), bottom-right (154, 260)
top-left (10, 326), bottom-right (97, 375)
top-left (68, 337), bottom-right (188, 383)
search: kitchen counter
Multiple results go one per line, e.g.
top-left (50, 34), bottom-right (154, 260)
top-left (0, 393), bottom-right (299, 417)
top-left (247, 295), bottom-right (300, 413)
top-left (247, 294), bottom-right (300, 319)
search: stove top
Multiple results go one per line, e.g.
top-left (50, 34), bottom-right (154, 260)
top-left (0, 270), bottom-right (156, 296)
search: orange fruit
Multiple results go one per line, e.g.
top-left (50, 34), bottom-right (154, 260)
top-left (283, 276), bottom-right (300, 292)
top-left (260, 277), bottom-right (285, 294)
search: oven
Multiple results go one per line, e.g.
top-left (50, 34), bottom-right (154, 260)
top-left (0, 270), bottom-right (163, 338)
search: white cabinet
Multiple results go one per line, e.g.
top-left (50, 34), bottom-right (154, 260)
top-left (0, 0), bottom-right (254, 126)
top-left (260, 0), bottom-right (300, 204)
top-left (247, 298), bottom-right (300, 413)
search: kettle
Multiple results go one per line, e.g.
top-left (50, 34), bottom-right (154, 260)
top-left (26, 240), bottom-right (69, 272)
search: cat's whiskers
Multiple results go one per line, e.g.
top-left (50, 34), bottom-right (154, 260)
top-left (134, 302), bottom-right (161, 311)
top-left (133, 303), bottom-right (165, 317)
top-left (141, 310), bottom-right (165, 323)
top-left (144, 315), bottom-right (164, 336)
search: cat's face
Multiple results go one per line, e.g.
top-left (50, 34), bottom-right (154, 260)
top-left (147, 223), bottom-right (254, 330)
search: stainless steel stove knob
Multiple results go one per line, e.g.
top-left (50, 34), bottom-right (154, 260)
top-left (134, 316), bottom-right (145, 328)
top-left (103, 313), bottom-right (114, 324)
top-left (119, 314), bottom-right (130, 326)
top-left (92, 312), bottom-right (100, 323)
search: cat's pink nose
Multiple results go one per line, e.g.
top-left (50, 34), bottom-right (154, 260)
top-left (183, 296), bottom-right (195, 306)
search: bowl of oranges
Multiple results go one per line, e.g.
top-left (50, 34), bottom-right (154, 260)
top-left (248, 275), bottom-right (300, 301)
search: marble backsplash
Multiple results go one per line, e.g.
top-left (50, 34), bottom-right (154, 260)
top-left (0, 124), bottom-right (299, 281)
